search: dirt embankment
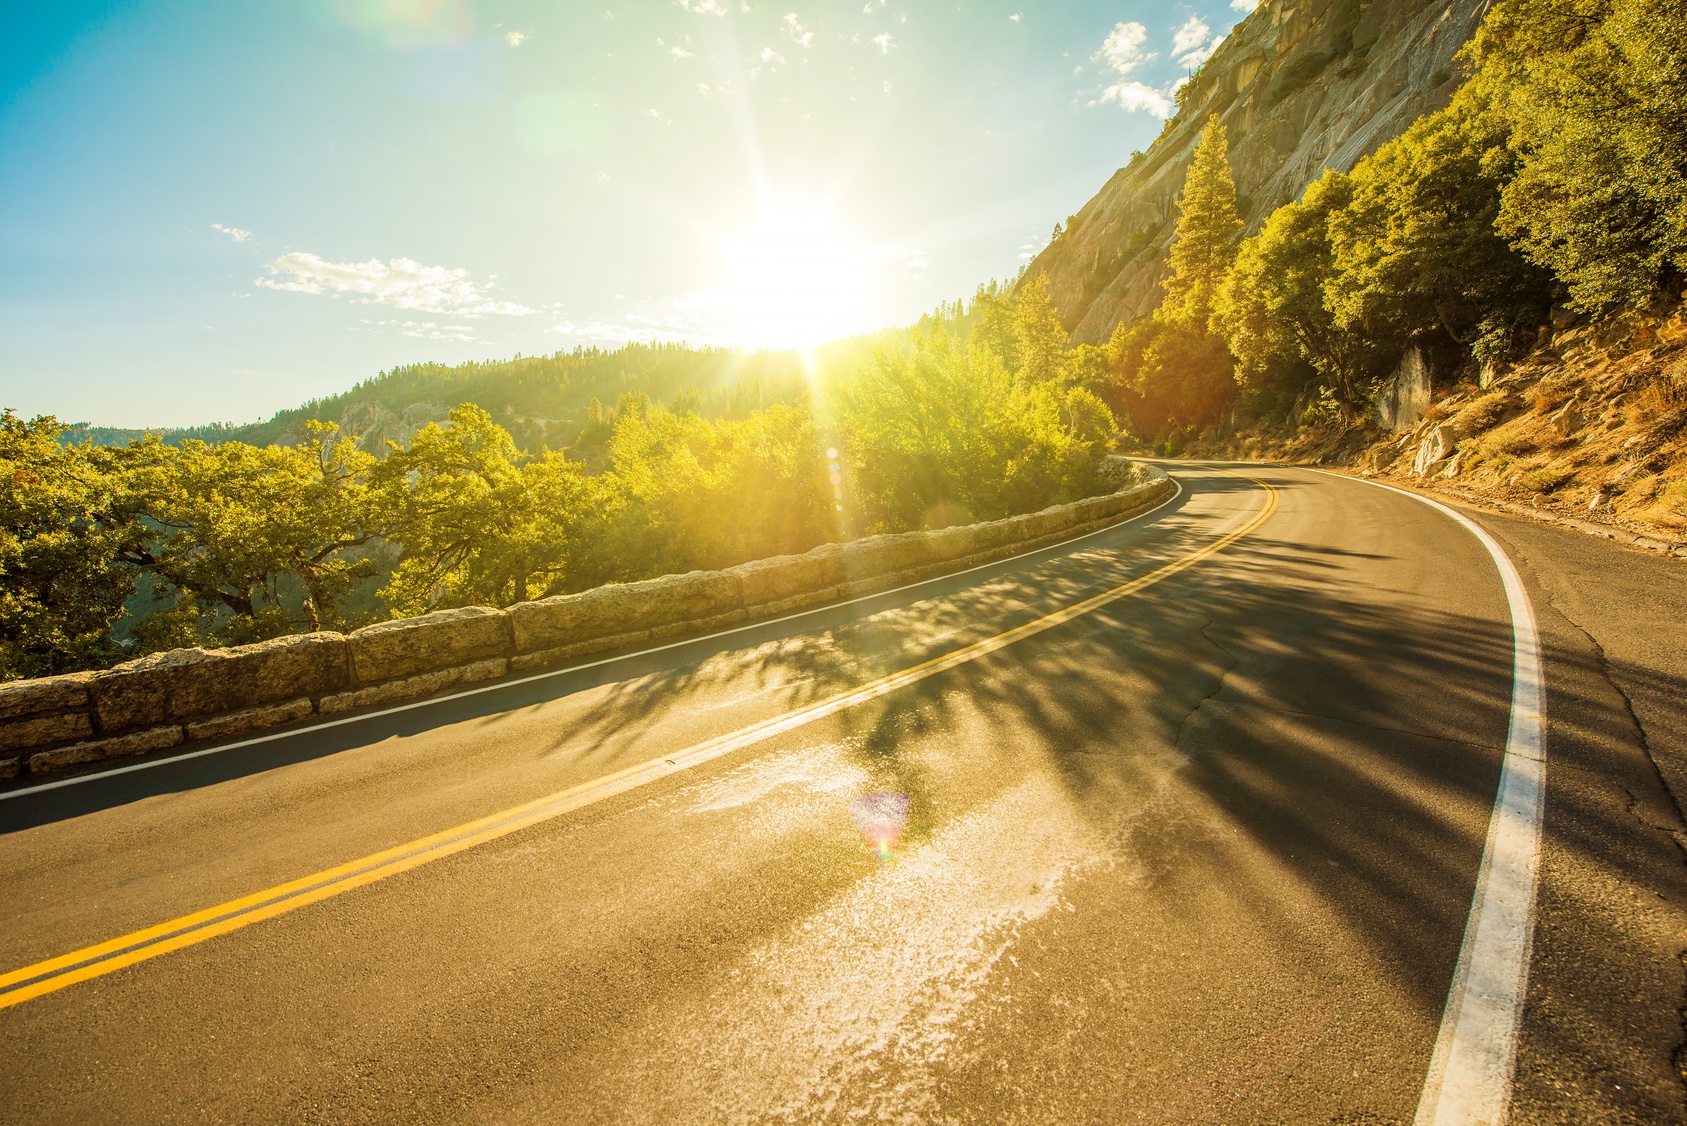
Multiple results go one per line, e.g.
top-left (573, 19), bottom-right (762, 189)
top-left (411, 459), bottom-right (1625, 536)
top-left (1182, 306), bottom-right (1687, 552)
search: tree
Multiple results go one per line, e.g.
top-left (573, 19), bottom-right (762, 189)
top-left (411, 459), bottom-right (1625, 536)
top-left (373, 405), bottom-right (607, 613)
top-left (1325, 82), bottom-right (1552, 355)
top-left (1477, 0), bottom-right (1687, 309)
top-left (114, 424), bottom-right (379, 644)
top-left (1215, 171), bottom-right (1393, 419)
top-left (1109, 116), bottom-right (1244, 438)
top-left (0, 413), bottom-right (140, 678)
top-left (1159, 116), bottom-right (1245, 331)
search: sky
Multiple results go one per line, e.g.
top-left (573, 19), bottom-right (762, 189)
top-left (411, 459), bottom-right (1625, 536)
top-left (0, 0), bottom-right (1257, 428)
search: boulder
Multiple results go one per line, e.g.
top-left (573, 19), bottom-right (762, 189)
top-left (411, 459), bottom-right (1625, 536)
top-left (348, 607), bottom-right (512, 685)
top-left (92, 633), bottom-right (351, 733)
top-left (508, 571), bottom-right (743, 653)
top-left (1548, 401), bottom-right (1584, 437)
top-left (1412, 425), bottom-right (1459, 476)
top-left (1378, 346), bottom-right (1434, 431)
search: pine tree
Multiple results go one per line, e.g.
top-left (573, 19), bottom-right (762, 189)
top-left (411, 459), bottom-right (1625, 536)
top-left (1157, 116), bottom-right (1244, 330)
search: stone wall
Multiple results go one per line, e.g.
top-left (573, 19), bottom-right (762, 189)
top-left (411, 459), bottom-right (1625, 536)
top-left (0, 470), bottom-right (1175, 784)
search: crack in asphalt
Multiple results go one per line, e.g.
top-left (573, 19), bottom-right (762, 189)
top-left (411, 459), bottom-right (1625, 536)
top-left (1174, 611), bottom-right (1242, 755)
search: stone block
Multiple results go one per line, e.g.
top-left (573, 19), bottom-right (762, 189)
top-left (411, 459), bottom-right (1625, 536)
top-left (729, 553), bottom-right (832, 607)
top-left (349, 607), bottom-right (511, 685)
top-left (30, 726), bottom-right (183, 773)
top-left (185, 698), bottom-right (314, 742)
top-left (0, 757), bottom-right (18, 781)
top-left (92, 634), bottom-right (350, 733)
top-left (839, 532), bottom-right (932, 580)
top-left (745, 586), bottom-right (845, 620)
top-left (0, 672), bottom-right (95, 721)
top-left (508, 571), bottom-right (743, 653)
top-left (0, 712), bottom-right (94, 753)
top-left (923, 524), bottom-right (978, 562)
top-left (320, 658), bottom-right (507, 716)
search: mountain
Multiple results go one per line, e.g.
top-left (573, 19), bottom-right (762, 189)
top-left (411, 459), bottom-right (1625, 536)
top-left (66, 342), bottom-right (873, 457)
top-left (1029, 0), bottom-right (1491, 344)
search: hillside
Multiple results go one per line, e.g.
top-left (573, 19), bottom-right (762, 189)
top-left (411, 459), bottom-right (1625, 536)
top-left (1029, 0), bottom-right (1490, 343)
top-left (66, 341), bottom-right (890, 458)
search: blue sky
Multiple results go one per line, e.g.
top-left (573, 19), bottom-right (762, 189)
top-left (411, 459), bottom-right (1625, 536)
top-left (0, 0), bottom-right (1255, 427)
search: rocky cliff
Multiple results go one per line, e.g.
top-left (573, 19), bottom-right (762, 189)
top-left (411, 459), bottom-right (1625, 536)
top-left (1030, 0), bottom-right (1491, 344)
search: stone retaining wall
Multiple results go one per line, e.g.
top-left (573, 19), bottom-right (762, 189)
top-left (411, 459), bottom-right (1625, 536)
top-left (0, 469), bottom-right (1174, 783)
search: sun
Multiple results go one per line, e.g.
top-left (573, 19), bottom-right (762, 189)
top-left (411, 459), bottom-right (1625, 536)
top-left (716, 205), bottom-right (877, 351)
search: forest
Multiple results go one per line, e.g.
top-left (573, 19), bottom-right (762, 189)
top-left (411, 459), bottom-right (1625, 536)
top-left (1, 284), bottom-right (1114, 680)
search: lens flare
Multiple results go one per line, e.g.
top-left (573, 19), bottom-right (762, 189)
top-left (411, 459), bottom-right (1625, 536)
top-left (849, 792), bottom-right (910, 861)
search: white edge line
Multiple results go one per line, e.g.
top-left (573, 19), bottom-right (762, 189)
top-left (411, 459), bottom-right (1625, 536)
top-left (2, 479), bottom-right (1185, 802)
top-left (1317, 470), bottom-right (1545, 1126)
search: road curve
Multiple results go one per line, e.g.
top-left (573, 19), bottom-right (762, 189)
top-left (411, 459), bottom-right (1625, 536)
top-left (0, 464), bottom-right (1682, 1124)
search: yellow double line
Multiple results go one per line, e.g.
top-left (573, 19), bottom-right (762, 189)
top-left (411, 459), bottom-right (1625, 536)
top-left (0, 472), bottom-right (1276, 1011)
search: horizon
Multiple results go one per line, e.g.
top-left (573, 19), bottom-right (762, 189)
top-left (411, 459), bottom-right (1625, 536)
top-left (0, 0), bottom-right (1255, 429)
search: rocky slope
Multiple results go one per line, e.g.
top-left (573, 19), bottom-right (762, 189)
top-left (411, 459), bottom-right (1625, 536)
top-left (1179, 304), bottom-right (1687, 551)
top-left (1031, 0), bottom-right (1490, 344)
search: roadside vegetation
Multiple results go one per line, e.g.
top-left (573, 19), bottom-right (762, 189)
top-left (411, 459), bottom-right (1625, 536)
top-left (0, 285), bottom-right (1115, 681)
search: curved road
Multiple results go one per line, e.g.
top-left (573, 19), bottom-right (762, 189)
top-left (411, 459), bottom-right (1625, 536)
top-left (1, 465), bottom-right (1684, 1124)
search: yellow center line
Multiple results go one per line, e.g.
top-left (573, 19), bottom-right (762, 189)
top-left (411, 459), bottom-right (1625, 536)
top-left (0, 470), bottom-right (1277, 1011)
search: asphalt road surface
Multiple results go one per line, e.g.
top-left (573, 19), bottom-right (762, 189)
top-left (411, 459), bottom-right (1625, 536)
top-left (1, 464), bottom-right (1683, 1124)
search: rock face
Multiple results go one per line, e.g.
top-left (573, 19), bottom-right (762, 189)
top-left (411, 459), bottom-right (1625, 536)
top-left (1378, 346), bottom-right (1434, 430)
top-left (1028, 0), bottom-right (1491, 344)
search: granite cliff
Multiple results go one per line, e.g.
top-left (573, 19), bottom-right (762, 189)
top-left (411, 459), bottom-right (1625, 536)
top-left (1029, 0), bottom-right (1491, 344)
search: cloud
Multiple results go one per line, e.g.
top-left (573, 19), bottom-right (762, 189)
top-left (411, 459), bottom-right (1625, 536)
top-left (212, 223), bottom-right (252, 243)
top-left (1172, 16), bottom-right (1210, 56)
top-left (1095, 21), bottom-right (1152, 76)
top-left (505, 30), bottom-right (526, 46)
top-left (359, 318), bottom-right (477, 342)
top-left (871, 32), bottom-right (893, 52)
top-left (255, 253), bottom-right (533, 317)
top-left (1094, 80), bottom-right (1173, 117)
top-left (1010, 12), bottom-right (1022, 21)
top-left (670, 45), bottom-right (694, 57)
top-left (1172, 17), bottom-right (1225, 69)
top-left (785, 13), bottom-right (813, 47)
top-left (679, 0), bottom-right (728, 12)
top-left (1231, 0), bottom-right (1261, 10)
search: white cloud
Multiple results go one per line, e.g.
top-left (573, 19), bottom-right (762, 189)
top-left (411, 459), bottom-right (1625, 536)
top-left (670, 45), bottom-right (694, 57)
top-left (255, 253), bottom-right (534, 317)
top-left (1172, 16), bottom-right (1210, 56)
top-left (785, 13), bottom-right (813, 47)
top-left (1094, 80), bottom-right (1173, 117)
top-left (1009, 12), bottom-right (1022, 21)
top-left (212, 223), bottom-right (252, 243)
top-left (505, 30), bottom-right (526, 46)
top-left (679, 0), bottom-right (728, 12)
top-left (359, 318), bottom-right (477, 342)
top-left (1231, 0), bottom-right (1260, 10)
top-left (872, 32), bottom-right (894, 52)
top-left (1179, 35), bottom-right (1225, 70)
top-left (1095, 21), bottom-right (1152, 76)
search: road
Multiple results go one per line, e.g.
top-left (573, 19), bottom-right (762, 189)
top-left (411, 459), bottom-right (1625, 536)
top-left (1, 464), bottom-right (1683, 1124)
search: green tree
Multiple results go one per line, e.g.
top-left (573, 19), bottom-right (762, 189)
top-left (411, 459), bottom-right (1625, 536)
top-left (373, 405), bottom-right (607, 613)
top-left (1215, 171), bottom-right (1392, 418)
top-left (1109, 116), bottom-right (1244, 438)
top-left (0, 413), bottom-right (140, 678)
top-left (116, 423), bottom-right (378, 644)
top-left (1325, 84), bottom-right (1552, 355)
top-left (1160, 116), bottom-right (1245, 331)
top-left (1477, 0), bottom-right (1687, 309)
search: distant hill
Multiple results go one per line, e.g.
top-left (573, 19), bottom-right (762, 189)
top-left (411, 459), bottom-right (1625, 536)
top-left (67, 338), bottom-right (892, 458)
